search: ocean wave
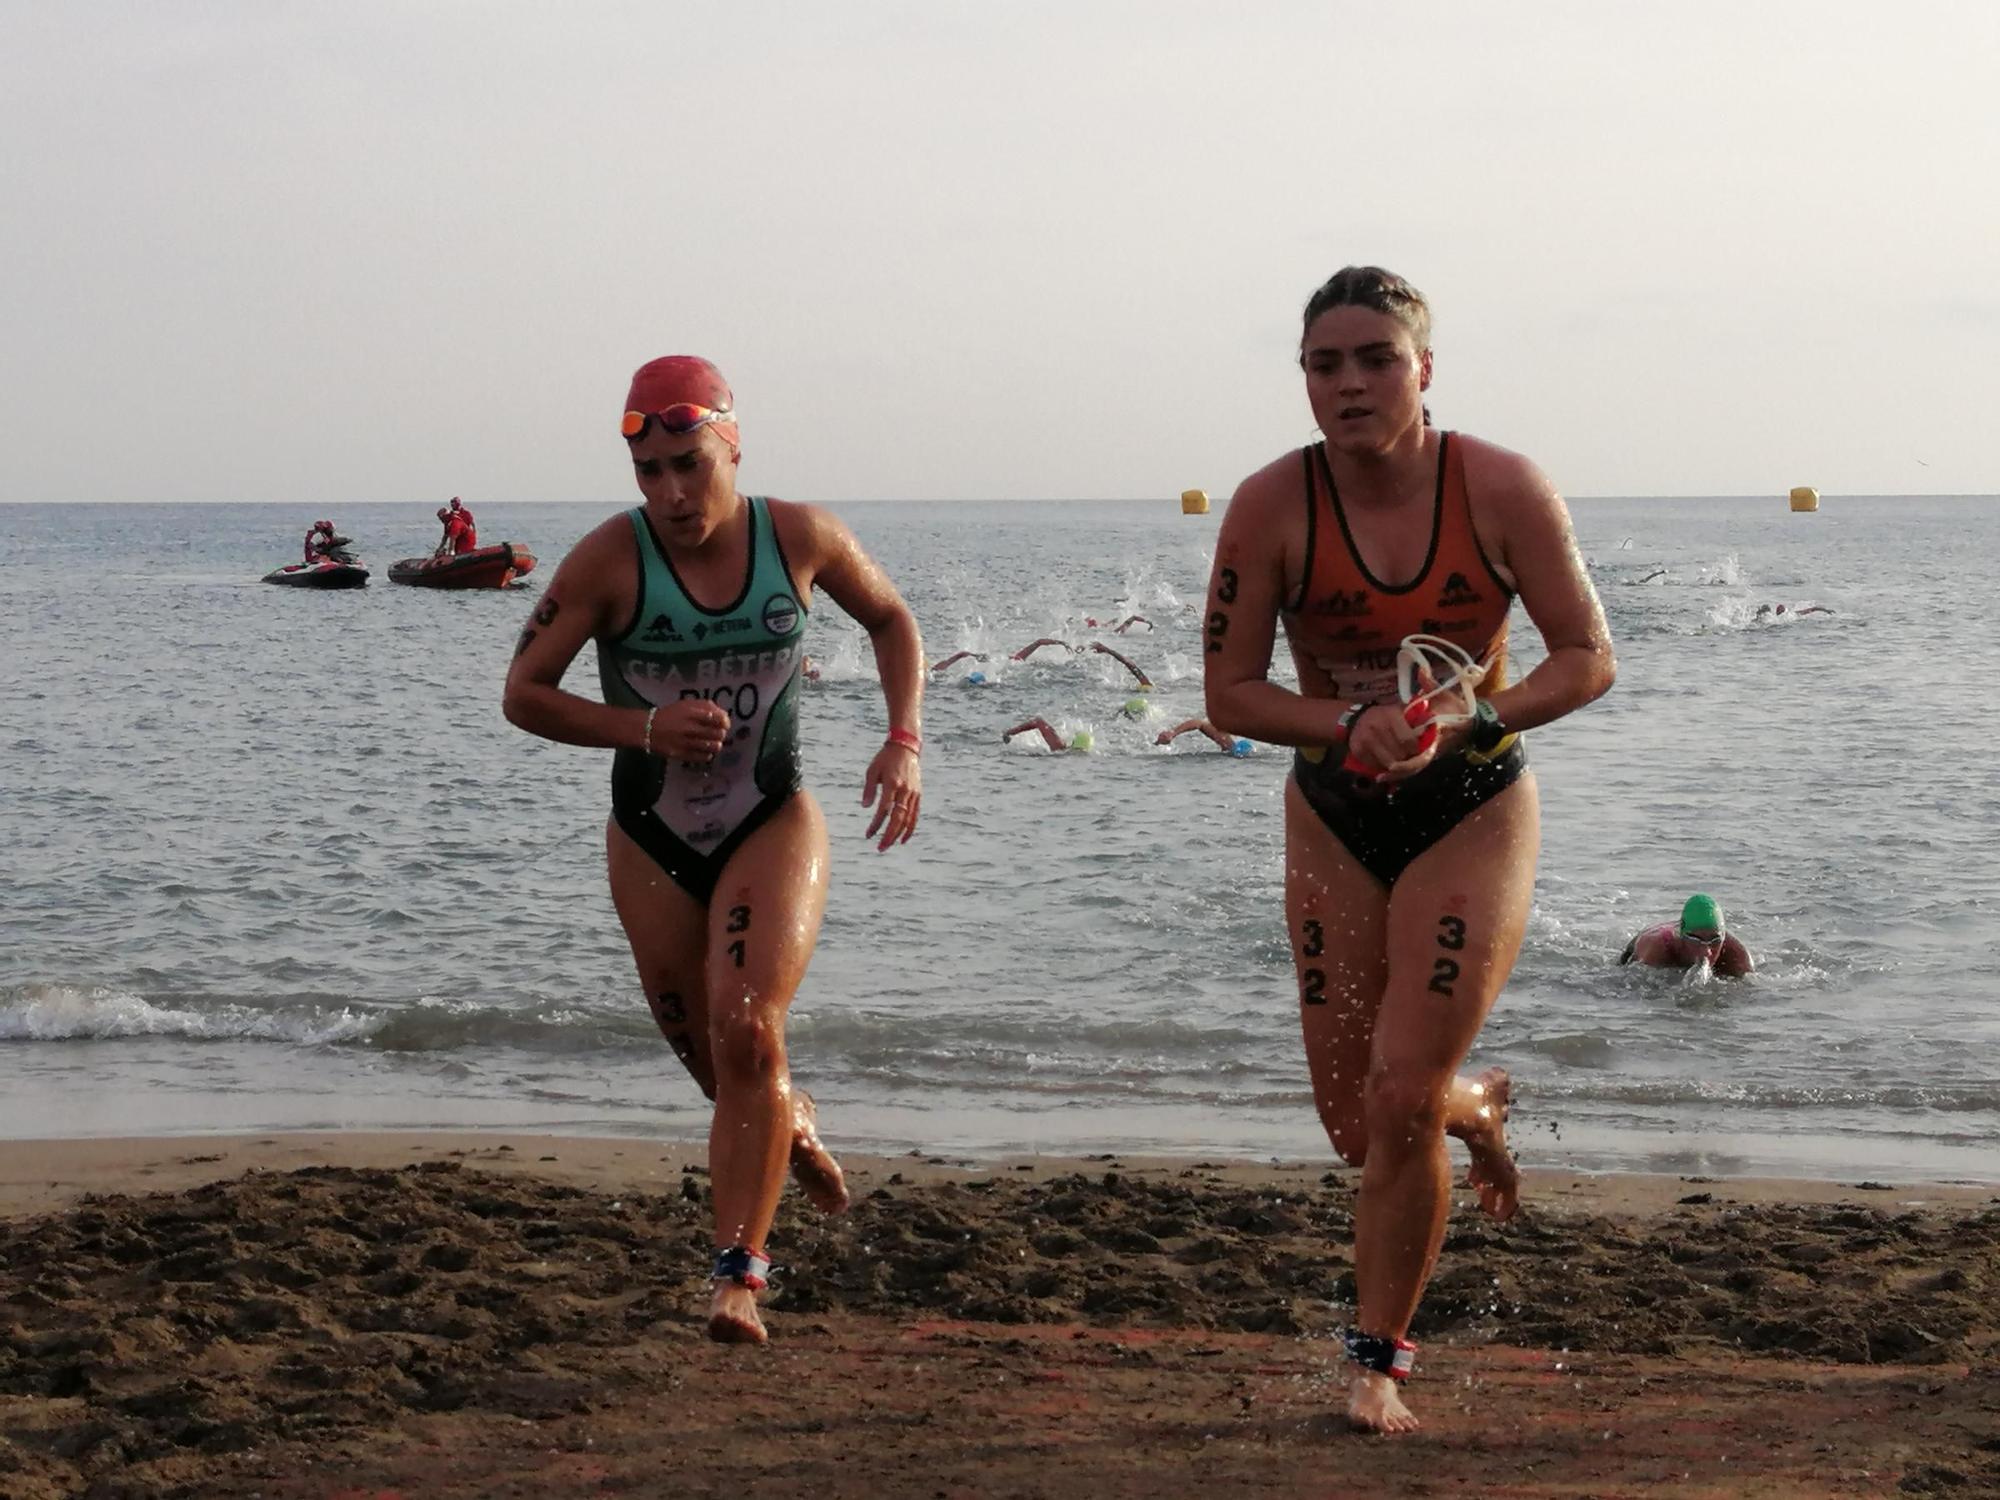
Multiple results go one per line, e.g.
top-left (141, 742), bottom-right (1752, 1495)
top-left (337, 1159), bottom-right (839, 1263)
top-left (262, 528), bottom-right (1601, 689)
top-left (0, 981), bottom-right (663, 1053)
top-left (366, 999), bottom-right (653, 1053)
top-left (1532, 1075), bottom-right (2000, 1112)
top-left (1, 981), bottom-right (1301, 1090)
top-left (0, 982), bottom-right (377, 1045)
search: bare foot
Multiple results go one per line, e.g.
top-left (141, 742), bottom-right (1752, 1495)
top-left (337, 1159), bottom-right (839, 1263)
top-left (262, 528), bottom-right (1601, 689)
top-left (1460, 1067), bottom-right (1519, 1221)
top-left (1346, 1370), bottom-right (1420, 1434)
top-left (788, 1091), bottom-right (850, 1215)
top-left (706, 1280), bottom-right (768, 1345)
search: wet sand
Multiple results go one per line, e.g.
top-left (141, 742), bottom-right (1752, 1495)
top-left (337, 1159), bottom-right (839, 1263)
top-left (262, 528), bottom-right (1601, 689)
top-left (2, 1132), bottom-right (1996, 1498)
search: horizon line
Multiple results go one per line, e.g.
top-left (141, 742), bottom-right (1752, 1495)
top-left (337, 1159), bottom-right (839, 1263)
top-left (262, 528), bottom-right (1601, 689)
top-left (3, 492), bottom-right (1997, 507)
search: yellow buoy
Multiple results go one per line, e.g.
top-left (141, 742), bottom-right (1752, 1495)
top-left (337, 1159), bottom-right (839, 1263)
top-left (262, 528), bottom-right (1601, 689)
top-left (1789, 486), bottom-right (1819, 512)
top-left (1181, 488), bottom-right (1210, 515)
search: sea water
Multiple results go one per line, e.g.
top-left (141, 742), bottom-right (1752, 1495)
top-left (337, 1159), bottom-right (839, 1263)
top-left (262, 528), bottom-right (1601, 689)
top-left (3, 496), bottom-right (1996, 1182)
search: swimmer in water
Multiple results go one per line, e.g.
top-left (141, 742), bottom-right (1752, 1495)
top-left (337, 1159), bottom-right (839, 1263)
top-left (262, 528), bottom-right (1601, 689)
top-left (1201, 265), bottom-right (1615, 1434)
top-left (1619, 893), bottom-right (1753, 976)
top-left (1156, 718), bottom-right (1254, 756)
top-left (1002, 717), bottom-right (1094, 752)
top-left (1088, 641), bottom-right (1153, 689)
top-left (1084, 614), bottom-right (1153, 632)
top-left (930, 651), bottom-right (990, 673)
top-left (1753, 602), bottom-right (1833, 619)
top-left (1010, 637), bottom-right (1073, 662)
top-left (503, 355), bottom-right (925, 1347)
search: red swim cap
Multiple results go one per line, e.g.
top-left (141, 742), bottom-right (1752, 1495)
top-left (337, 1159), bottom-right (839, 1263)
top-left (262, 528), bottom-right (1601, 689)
top-left (624, 356), bottom-right (738, 449)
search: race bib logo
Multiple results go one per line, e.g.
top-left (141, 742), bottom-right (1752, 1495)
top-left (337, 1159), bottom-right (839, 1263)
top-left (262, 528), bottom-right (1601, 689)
top-left (761, 593), bottom-right (800, 636)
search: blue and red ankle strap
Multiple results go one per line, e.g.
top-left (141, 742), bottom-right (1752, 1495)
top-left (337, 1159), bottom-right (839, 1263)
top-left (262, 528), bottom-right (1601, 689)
top-left (711, 1245), bottom-right (770, 1290)
top-left (1343, 1330), bottom-right (1417, 1381)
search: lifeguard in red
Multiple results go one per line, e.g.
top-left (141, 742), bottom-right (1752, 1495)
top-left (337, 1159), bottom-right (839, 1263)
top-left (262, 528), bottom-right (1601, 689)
top-left (436, 498), bottom-right (478, 555)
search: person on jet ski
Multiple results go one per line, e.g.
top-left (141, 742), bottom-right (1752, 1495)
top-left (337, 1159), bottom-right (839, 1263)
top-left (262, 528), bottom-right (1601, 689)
top-left (303, 519), bottom-right (338, 564)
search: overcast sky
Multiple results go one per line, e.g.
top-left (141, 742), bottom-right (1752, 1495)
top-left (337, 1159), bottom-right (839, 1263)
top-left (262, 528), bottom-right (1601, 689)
top-left (4, 2), bottom-right (1995, 505)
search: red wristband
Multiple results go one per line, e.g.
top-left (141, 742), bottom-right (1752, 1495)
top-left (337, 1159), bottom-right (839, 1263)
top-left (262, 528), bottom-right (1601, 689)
top-left (886, 727), bottom-right (922, 755)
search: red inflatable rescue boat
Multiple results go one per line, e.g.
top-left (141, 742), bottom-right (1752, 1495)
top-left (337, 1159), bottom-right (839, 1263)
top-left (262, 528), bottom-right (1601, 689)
top-left (387, 542), bottom-right (537, 589)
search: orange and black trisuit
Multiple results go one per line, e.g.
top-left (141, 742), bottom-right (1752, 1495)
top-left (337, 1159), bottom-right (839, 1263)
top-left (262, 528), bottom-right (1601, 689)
top-left (1281, 433), bottom-right (1527, 886)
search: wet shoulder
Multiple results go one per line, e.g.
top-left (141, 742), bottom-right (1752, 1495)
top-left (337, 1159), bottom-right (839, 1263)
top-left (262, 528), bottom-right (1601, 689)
top-left (1230, 448), bottom-right (1308, 515)
top-left (1219, 452), bottom-right (1312, 601)
top-left (1455, 433), bottom-right (1560, 514)
top-left (765, 495), bottom-right (809, 541)
top-left (1454, 432), bottom-right (1563, 577)
top-left (546, 508), bottom-right (645, 636)
top-left (765, 496), bottom-right (833, 596)
top-left (566, 506), bottom-right (641, 555)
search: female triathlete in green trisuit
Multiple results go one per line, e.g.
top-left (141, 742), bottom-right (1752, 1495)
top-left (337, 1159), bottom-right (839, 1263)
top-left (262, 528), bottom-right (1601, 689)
top-left (504, 356), bottom-right (924, 1345)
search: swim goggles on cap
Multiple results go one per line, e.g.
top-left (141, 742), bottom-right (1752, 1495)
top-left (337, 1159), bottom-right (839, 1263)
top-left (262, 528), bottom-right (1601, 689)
top-left (621, 402), bottom-right (734, 439)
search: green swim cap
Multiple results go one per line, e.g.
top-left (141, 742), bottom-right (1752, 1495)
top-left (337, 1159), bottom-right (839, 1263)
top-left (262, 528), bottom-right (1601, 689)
top-left (1122, 697), bottom-right (1148, 718)
top-left (1678, 893), bottom-right (1724, 939)
top-left (1068, 729), bottom-right (1095, 752)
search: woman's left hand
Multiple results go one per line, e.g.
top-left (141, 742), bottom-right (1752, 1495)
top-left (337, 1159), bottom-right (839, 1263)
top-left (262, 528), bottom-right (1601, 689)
top-left (1422, 703), bottom-right (1477, 761)
top-left (862, 743), bottom-right (922, 850)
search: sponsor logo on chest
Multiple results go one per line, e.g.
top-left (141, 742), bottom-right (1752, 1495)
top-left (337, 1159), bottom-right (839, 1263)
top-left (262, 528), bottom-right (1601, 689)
top-left (1309, 588), bottom-right (1372, 619)
top-left (1435, 571), bottom-right (1484, 609)
top-left (690, 616), bottom-right (754, 642)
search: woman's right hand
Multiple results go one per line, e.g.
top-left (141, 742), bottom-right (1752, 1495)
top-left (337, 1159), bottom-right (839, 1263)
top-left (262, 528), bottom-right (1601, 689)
top-left (647, 699), bottom-right (731, 763)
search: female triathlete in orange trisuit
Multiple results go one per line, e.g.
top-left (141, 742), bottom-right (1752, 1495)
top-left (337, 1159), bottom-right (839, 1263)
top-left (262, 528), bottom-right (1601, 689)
top-left (504, 356), bottom-right (924, 1345)
top-left (1202, 267), bottom-right (1614, 1434)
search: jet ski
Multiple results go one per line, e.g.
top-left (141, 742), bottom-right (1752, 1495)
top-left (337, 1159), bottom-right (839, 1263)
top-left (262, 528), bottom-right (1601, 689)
top-left (264, 535), bottom-right (369, 588)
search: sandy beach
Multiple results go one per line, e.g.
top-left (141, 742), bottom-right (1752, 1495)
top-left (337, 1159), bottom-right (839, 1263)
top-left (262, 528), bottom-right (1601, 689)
top-left (2, 1132), bottom-right (1995, 1499)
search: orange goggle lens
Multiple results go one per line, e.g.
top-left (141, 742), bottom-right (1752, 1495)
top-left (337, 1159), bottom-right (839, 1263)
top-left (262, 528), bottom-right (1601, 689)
top-left (621, 403), bottom-right (731, 439)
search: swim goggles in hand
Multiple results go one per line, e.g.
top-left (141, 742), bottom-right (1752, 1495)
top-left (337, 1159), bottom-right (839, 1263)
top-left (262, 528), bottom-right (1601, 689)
top-left (1395, 634), bottom-right (1491, 727)
top-left (1340, 634), bottom-right (1495, 778)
